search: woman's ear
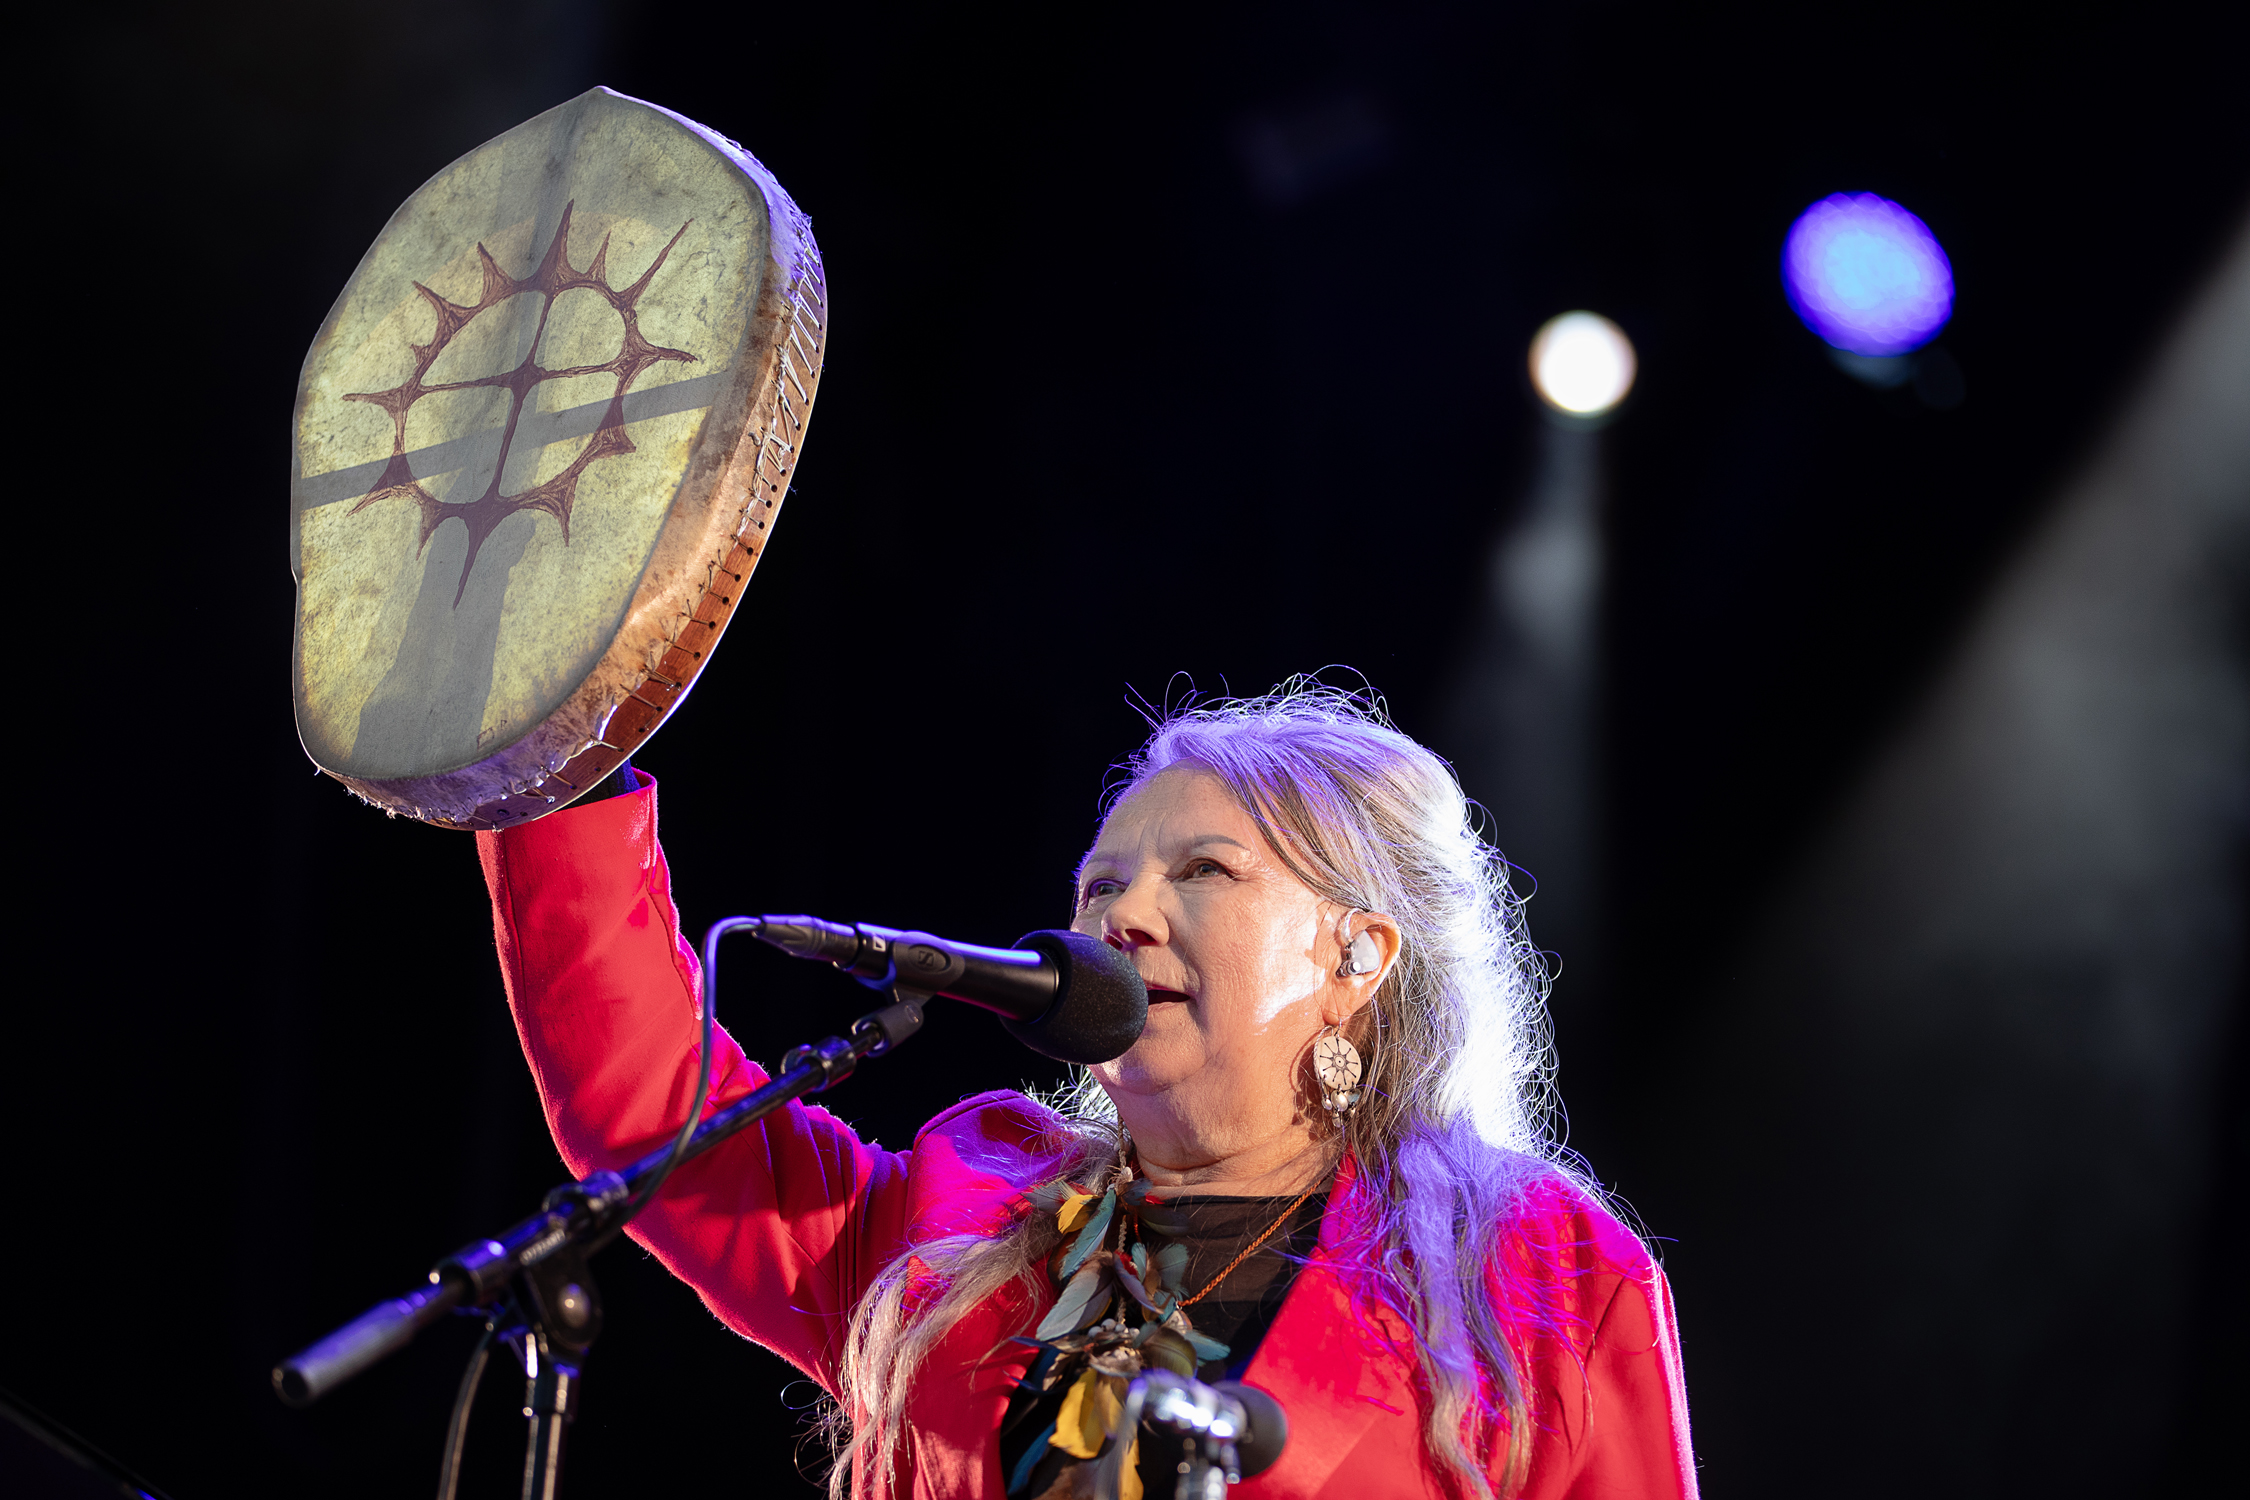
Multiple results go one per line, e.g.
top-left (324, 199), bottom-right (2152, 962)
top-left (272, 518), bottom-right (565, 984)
top-left (1324, 911), bottom-right (1401, 1025)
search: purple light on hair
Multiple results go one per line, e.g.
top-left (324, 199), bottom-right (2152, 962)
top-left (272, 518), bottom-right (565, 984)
top-left (1782, 193), bottom-right (1955, 356)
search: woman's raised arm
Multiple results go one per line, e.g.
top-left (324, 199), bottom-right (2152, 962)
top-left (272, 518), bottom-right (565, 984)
top-left (476, 779), bottom-right (913, 1392)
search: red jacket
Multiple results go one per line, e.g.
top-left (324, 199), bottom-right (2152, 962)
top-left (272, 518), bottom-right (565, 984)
top-left (478, 781), bottom-right (1698, 1499)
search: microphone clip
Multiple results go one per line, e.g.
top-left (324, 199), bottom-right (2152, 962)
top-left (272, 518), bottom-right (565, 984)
top-left (849, 988), bottom-right (929, 1056)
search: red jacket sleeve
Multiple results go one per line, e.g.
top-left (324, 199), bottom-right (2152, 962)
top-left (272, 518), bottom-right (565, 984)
top-left (476, 778), bottom-right (910, 1392)
top-left (1513, 1193), bottom-right (1699, 1500)
top-left (1552, 1262), bottom-right (1697, 1498)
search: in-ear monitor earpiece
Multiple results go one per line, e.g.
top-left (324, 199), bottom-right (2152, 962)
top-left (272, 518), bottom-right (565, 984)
top-left (1337, 910), bottom-right (1378, 978)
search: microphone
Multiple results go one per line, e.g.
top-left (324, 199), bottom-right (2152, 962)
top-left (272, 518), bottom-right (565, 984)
top-left (1097, 1371), bottom-right (1288, 1497)
top-left (1216, 1380), bottom-right (1289, 1478)
top-left (750, 916), bottom-right (1147, 1065)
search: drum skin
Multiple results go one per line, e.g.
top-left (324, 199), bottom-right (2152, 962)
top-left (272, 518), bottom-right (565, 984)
top-left (291, 87), bottom-right (824, 829)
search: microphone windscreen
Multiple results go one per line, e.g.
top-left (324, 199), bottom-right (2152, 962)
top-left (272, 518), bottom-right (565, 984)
top-left (1213, 1380), bottom-right (1288, 1477)
top-left (1002, 930), bottom-right (1148, 1064)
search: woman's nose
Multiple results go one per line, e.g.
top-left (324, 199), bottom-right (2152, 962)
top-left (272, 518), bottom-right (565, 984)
top-left (1102, 879), bottom-right (1167, 950)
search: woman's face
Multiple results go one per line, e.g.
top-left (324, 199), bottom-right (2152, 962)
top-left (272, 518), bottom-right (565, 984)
top-left (1071, 764), bottom-right (1381, 1171)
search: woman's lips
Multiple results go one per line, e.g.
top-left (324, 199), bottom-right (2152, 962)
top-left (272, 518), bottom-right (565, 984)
top-left (1145, 985), bottom-right (1189, 1003)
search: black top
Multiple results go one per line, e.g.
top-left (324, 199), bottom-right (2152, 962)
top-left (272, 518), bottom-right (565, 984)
top-left (999, 1191), bottom-right (1329, 1498)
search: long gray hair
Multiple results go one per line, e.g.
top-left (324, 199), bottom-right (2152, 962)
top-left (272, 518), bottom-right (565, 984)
top-left (823, 683), bottom-right (1587, 1499)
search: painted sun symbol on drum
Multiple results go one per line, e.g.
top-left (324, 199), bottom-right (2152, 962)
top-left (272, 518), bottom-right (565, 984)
top-left (343, 201), bottom-right (698, 606)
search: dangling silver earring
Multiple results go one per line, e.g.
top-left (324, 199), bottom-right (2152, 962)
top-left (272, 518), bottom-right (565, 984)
top-left (1313, 1025), bottom-right (1364, 1124)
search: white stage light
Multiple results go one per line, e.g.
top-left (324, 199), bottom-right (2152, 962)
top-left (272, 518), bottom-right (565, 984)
top-left (1529, 312), bottom-right (1637, 416)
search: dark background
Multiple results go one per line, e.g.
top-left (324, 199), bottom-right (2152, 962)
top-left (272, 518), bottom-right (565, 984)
top-left (8, 2), bottom-right (2245, 1496)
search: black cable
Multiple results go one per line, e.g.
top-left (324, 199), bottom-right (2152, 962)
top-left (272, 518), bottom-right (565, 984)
top-left (594, 915), bottom-right (754, 1246)
top-left (435, 1317), bottom-right (498, 1500)
top-left (0, 1384), bottom-right (175, 1500)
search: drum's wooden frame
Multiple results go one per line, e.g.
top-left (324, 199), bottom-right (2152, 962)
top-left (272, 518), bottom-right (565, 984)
top-left (311, 96), bottom-right (825, 831)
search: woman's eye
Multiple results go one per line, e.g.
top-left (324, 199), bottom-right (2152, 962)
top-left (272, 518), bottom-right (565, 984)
top-left (1184, 859), bottom-right (1225, 878)
top-left (1080, 879), bottom-right (1122, 906)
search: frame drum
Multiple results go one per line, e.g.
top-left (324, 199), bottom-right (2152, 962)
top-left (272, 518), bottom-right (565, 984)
top-left (291, 87), bottom-right (824, 829)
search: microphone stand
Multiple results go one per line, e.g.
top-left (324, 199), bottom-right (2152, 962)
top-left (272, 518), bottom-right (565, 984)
top-left (274, 967), bottom-right (931, 1499)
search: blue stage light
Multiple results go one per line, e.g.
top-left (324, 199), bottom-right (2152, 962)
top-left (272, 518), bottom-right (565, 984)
top-left (1782, 193), bottom-right (1954, 357)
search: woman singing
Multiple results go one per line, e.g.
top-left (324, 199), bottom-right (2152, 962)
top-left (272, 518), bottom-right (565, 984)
top-left (478, 687), bottom-right (1696, 1498)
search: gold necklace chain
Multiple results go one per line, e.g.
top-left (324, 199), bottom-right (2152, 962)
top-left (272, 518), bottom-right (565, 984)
top-left (1175, 1184), bottom-right (1323, 1308)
